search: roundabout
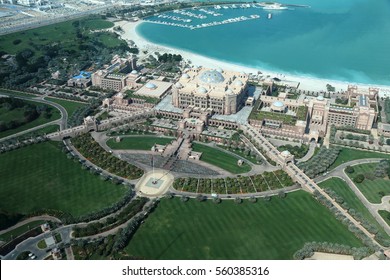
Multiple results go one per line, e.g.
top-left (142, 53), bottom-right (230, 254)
top-left (135, 169), bottom-right (174, 197)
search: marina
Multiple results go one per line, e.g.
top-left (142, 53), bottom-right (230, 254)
top-left (145, 14), bottom-right (261, 30)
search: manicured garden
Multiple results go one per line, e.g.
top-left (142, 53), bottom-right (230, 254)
top-left (72, 134), bottom-right (143, 179)
top-left (0, 141), bottom-right (128, 218)
top-left (192, 143), bottom-right (251, 174)
top-left (319, 177), bottom-right (390, 244)
top-left (346, 163), bottom-right (390, 203)
top-left (124, 192), bottom-right (363, 259)
top-left (298, 147), bottom-right (340, 178)
top-left (174, 170), bottom-right (293, 194)
top-left (330, 147), bottom-right (390, 169)
top-left (106, 136), bottom-right (174, 150)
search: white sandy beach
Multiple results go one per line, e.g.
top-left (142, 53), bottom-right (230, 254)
top-left (115, 20), bottom-right (390, 96)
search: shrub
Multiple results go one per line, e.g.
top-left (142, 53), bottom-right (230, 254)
top-left (354, 174), bottom-right (365, 183)
top-left (345, 166), bottom-right (355, 174)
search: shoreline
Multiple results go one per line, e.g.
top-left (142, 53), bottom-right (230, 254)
top-left (116, 20), bottom-right (390, 96)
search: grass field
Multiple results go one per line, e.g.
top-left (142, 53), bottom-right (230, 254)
top-left (330, 147), bottom-right (390, 169)
top-left (45, 97), bottom-right (87, 116)
top-left (124, 192), bottom-right (363, 260)
top-left (192, 143), bottom-right (251, 174)
top-left (0, 141), bottom-right (127, 218)
top-left (319, 177), bottom-right (390, 241)
top-left (346, 163), bottom-right (390, 203)
top-left (0, 220), bottom-right (45, 242)
top-left (81, 19), bottom-right (114, 30)
top-left (106, 136), bottom-right (174, 150)
top-left (379, 210), bottom-right (390, 227)
top-left (217, 145), bottom-right (260, 164)
top-left (0, 100), bottom-right (60, 139)
top-left (0, 18), bottom-right (114, 58)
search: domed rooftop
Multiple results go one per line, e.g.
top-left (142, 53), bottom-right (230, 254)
top-left (199, 70), bottom-right (225, 84)
top-left (131, 70), bottom-right (138, 74)
top-left (226, 89), bottom-right (233, 94)
top-left (273, 101), bottom-right (284, 108)
top-left (271, 100), bottom-right (285, 112)
top-left (216, 68), bottom-right (223, 73)
top-left (145, 82), bottom-right (157, 90)
top-left (175, 82), bottom-right (183, 88)
top-left (182, 73), bottom-right (190, 79)
top-left (317, 95), bottom-right (325, 101)
top-left (197, 87), bottom-right (208, 94)
top-left (281, 150), bottom-right (291, 157)
top-left (234, 80), bottom-right (244, 87)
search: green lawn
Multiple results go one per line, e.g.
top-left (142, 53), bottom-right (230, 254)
top-left (379, 210), bottom-right (390, 227)
top-left (319, 177), bottom-right (390, 242)
top-left (0, 141), bottom-right (128, 218)
top-left (0, 220), bottom-right (45, 242)
top-left (192, 143), bottom-right (251, 174)
top-left (330, 147), bottom-right (390, 169)
top-left (0, 100), bottom-right (61, 139)
top-left (217, 145), bottom-right (260, 164)
top-left (45, 97), bottom-right (87, 116)
top-left (346, 163), bottom-right (390, 203)
top-left (106, 136), bottom-right (174, 150)
top-left (124, 192), bottom-right (363, 260)
top-left (81, 19), bottom-right (114, 30)
top-left (95, 33), bottom-right (124, 48)
top-left (0, 18), bottom-right (113, 57)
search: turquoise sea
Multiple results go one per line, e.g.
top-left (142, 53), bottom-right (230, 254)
top-left (136, 0), bottom-right (390, 86)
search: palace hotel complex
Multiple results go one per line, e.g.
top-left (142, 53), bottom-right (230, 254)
top-left (101, 66), bottom-right (382, 142)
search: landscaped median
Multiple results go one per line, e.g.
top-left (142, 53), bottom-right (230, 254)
top-left (173, 170), bottom-right (293, 195)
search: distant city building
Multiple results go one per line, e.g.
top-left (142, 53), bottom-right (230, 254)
top-left (172, 67), bottom-right (249, 115)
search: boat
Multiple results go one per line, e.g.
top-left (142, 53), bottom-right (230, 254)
top-left (268, 13), bottom-right (272, 19)
top-left (262, 3), bottom-right (288, 10)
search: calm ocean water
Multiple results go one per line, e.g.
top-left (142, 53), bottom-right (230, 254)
top-left (137, 0), bottom-right (390, 85)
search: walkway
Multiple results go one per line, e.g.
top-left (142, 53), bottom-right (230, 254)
top-left (296, 140), bottom-right (317, 163)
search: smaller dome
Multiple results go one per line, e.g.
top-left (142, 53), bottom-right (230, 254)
top-left (317, 95), bottom-right (325, 101)
top-left (145, 82), bottom-right (157, 89)
top-left (131, 70), bottom-right (138, 74)
top-left (117, 92), bottom-right (124, 98)
top-left (175, 82), bottom-right (183, 88)
top-left (226, 89), bottom-right (233, 94)
top-left (281, 150), bottom-right (291, 157)
top-left (182, 73), bottom-right (190, 79)
top-left (216, 68), bottom-right (223, 73)
top-left (198, 87), bottom-right (207, 94)
top-left (273, 101), bottom-right (284, 108)
top-left (234, 80), bottom-right (244, 87)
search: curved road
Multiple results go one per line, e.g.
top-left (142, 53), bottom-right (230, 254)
top-left (0, 92), bottom-right (68, 142)
top-left (315, 158), bottom-right (390, 236)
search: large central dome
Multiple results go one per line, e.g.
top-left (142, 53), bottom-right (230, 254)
top-left (199, 70), bottom-right (225, 84)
